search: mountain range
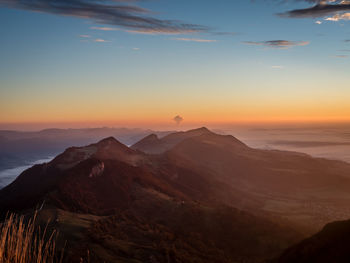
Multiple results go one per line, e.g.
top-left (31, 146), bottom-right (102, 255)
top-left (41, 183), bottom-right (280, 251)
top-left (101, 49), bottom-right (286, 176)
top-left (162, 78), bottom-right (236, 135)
top-left (1, 127), bottom-right (350, 262)
top-left (0, 127), bottom-right (173, 172)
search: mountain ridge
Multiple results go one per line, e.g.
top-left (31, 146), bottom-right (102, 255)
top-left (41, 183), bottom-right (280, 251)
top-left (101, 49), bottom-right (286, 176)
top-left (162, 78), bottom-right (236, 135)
top-left (3, 127), bottom-right (350, 231)
top-left (2, 127), bottom-right (350, 262)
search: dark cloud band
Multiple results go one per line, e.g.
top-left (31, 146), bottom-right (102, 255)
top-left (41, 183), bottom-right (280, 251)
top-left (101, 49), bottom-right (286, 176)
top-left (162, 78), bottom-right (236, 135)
top-left (243, 40), bottom-right (309, 49)
top-left (278, 1), bottom-right (350, 18)
top-left (0, 0), bottom-right (209, 34)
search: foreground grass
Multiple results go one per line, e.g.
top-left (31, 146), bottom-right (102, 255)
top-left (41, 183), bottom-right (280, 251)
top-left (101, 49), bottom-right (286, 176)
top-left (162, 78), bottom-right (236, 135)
top-left (0, 213), bottom-right (63, 263)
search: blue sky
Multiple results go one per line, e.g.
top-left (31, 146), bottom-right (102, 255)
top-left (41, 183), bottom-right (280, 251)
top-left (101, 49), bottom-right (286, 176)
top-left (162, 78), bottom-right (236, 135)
top-left (0, 0), bottom-right (349, 128)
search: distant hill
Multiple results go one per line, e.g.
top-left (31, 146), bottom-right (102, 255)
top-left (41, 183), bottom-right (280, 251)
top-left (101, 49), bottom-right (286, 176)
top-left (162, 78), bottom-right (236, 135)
top-left (0, 127), bottom-right (173, 171)
top-left (2, 127), bottom-right (350, 262)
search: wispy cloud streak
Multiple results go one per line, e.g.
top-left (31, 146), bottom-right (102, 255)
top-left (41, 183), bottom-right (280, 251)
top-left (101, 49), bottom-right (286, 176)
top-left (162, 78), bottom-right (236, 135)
top-left (0, 0), bottom-right (209, 34)
top-left (243, 40), bottom-right (310, 49)
top-left (94, 38), bottom-right (110, 42)
top-left (173, 38), bottom-right (217, 43)
top-left (332, 54), bottom-right (348, 58)
top-left (90, 26), bottom-right (120, 31)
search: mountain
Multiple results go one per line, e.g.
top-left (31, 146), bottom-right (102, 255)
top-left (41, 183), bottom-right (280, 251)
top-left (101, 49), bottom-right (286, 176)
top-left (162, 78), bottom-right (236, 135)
top-left (0, 128), bottom-right (301, 262)
top-left (131, 127), bottom-right (213, 154)
top-left (2, 127), bottom-right (350, 262)
top-left (0, 127), bottom-right (173, 171)
top-left (0, 137), bottom-right (145, 213)
top-left (135, 128), bottom-right (350, 233)
top-left (272, 219), bottom-right (350, 263)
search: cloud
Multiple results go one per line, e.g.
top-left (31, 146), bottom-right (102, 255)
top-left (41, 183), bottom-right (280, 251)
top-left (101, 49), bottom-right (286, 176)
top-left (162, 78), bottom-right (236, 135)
top-left (212, 31), bottom-right (237, 36)
top-left (332, 54), bottom-right (348, 58)
top-left (90, 25), bottom-right (199, 35)
top-left (325, 12), bottom-right (350, 20)
top-left (172, 38), bottom-right (217, 43)
top-left (124, 28), bottom-right (200, 35)
top-left (243, 40), bottom-right (310, 49)
top-left (271, 65), bottom-right (285, 69)
top-left (132, 47), bottom-right (140, 50)
top-left (270, 139), bottom-right (350, 148)
top-left (79, 34), bottom-right (91, 38)
top-left (90, 26), bottom-right (120, 31)
top-left (0, 0), bottom-right (209, 35)
top-left (94, 38), bottom-right (110, 42)
top-left (173, 115), bottom-right (183, 125)
top-left (315, 20), bottom-right (323, 23)
top-left (279, 1), bottom-right (350, 18)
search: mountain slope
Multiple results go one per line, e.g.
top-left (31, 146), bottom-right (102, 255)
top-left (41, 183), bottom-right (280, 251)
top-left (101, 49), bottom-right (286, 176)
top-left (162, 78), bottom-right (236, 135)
top-left (0, 130), bottom-right (304, 263)
top-left (4, 127), bottom-right (350, 231)
top-left (0, 137), bottom-right (146, 211)
top-left (273, 219), bottom-right (350, 263)
top-left (2, 128), bottom-right (350, 261)
top-left (160, 131), bottom-right (350, 232)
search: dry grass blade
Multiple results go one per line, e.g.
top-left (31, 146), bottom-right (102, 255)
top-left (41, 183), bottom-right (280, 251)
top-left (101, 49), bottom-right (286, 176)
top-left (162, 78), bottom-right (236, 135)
top-left (0, 212), bottom-right (62, 263)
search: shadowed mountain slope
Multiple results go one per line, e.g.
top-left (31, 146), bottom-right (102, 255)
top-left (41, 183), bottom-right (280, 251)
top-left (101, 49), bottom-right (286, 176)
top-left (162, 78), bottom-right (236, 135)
top-left (0, 130), bottom-right (303, 263)
top-left (134, 129), bottom-right (350, 232)
top-left (3, 128), bottom-right (350, 231)
top-left (2, 128), bottom-right (350, 261)
top-left (273, 219), bottom-right (350, 263)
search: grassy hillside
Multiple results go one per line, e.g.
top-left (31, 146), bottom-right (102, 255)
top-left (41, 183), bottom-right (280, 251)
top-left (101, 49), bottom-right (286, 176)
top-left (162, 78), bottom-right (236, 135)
top-left (0, 212), bottom-right (63, 263)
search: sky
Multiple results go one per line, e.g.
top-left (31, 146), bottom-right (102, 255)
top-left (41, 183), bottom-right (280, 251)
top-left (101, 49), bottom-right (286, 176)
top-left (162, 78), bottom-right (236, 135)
top-left (0, 0), bottom-right (350, 129)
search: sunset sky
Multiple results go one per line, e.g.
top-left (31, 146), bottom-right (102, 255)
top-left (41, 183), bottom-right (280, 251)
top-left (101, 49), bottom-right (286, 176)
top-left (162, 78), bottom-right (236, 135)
top-left (1, 0), bottom-right (350, 129)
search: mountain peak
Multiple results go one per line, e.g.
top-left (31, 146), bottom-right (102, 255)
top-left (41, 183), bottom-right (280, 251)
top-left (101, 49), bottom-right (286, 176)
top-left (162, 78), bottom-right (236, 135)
top-left (131, 134), bottom-right (161, 153)
top-left (97, 136), bottom-right (119, 145)
top-left (95, 136), bottom-right (134, 150)
top-left (186, 127), bottom-right (211, 134)
top-left (94, 136), bottom-right (138, 157)
top-left (132, 127), bottom-right (215, 154)
top-left (165, 127), bottom-right (212, 140)
top-left (144, 134), bottom-right (159, 140)
top-left (50, 136), bottom-right (138, 170)
top-left (132, 134), bottom-right (159, 146)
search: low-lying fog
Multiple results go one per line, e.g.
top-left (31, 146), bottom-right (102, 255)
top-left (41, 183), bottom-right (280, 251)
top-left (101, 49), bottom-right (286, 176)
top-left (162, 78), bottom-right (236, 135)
top-left (0, 157), bottom-right (53, 189)
top-left (223, 124), bottom-right (350, 163)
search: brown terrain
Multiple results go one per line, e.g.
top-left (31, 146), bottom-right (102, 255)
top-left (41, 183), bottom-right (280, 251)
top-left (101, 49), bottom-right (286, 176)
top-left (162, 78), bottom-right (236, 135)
top-left (1, 127), bottom-right (350, 262)
top-left (272, 218), bottom-right (350, 263)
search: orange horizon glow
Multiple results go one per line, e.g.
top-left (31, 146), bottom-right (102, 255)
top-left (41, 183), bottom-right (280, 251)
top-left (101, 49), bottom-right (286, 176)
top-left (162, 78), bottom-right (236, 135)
top-left (2, 117), bottom-right (350, 131)
top-left (2, 108), bottom-right (350, 127)
top-left (2, 86), bottom-right (350, 129)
